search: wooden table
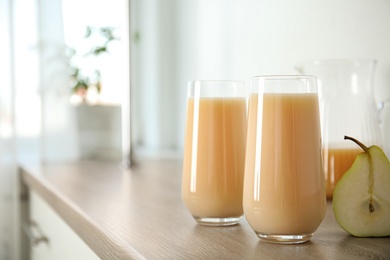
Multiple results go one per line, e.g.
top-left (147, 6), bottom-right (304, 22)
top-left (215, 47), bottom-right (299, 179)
top-left (21, 159), bottom-right (390, 259)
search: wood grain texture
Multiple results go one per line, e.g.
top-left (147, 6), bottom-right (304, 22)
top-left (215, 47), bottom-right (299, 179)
top-left (20, 160), bottom-right (390, 259)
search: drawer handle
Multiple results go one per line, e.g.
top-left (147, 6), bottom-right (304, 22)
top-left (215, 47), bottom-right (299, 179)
top-left (23, 220), bottom-right (49, 247)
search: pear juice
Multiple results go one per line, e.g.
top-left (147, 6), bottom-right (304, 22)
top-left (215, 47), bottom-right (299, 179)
top-left (182, 97), bottom-right (247, 219)
top-left (243, 93), bottom-right (327, 235)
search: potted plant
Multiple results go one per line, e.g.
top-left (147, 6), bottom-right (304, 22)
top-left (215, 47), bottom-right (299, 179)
top-left (67, 26), bottom-right (120, 104)
top-left (68, 26), bottom-right (122, 160)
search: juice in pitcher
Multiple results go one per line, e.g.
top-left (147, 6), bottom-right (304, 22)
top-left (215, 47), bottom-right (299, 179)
top-left (323, 147), bottom-right (362, 198)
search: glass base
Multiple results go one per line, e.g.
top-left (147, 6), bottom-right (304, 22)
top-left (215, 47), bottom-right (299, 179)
top-left (193, 216), bottom-right (242, 226)
top-left (255, 232), bottom-right (313, 244)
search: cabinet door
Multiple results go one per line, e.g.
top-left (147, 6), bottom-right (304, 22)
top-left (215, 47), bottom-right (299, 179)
top-left (29, 190), bottom-right (99, 260)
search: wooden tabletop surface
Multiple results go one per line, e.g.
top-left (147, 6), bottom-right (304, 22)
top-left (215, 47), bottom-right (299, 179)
top-left (20, 159), bottom-right (390, 259)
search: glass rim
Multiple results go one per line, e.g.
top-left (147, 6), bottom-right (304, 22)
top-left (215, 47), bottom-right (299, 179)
top-left (251, 75), bottom-right (317, 81)
top-left (250, 75), bottom-right (318, 94)
top-left (188, 80), bottom-right (245, 85)
top-left (187, 80), bottom-right (247, 98)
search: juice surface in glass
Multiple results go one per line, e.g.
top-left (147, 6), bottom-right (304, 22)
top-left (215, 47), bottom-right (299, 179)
top-left (182, 97), bottom-right (247, 218)
top-left (244, 93), bottom-right (326, 235)
top-left (323, 147), bottom-right (362, 199)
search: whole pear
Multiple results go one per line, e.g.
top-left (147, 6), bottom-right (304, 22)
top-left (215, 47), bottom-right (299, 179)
top-left (332, 136), bottom-right (390, 237)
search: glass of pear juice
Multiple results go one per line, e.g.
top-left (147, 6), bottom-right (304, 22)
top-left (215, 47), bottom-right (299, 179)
top-left (182, 80), bottom-right (248, 226)
top-left (243, 75), bottom-right (327, 243)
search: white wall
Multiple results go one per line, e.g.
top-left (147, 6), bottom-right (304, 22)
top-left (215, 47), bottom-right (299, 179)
top-left (133, 0), bottom-right (390, 156)
top-left (131, 0), bottom-right (179, 156)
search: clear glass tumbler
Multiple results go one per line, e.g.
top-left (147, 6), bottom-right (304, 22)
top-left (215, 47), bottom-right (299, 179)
top-left (182, 80), bottom-right (248, 226)
top-left (243, 75), bottom-right (327, 243)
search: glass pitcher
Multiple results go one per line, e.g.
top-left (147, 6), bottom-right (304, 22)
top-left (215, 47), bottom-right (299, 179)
top-left (296, 59), bottom-right (384, 199)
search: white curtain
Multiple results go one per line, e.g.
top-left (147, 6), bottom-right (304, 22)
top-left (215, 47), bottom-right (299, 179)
top-left (0, 0), bottom-right (77, 258)
top-left (38, 0), bottom-right (79, 163)
top-left (0, 0), bottom-right (17, 258)
top-left (0, 0), bottom-right (21, 258)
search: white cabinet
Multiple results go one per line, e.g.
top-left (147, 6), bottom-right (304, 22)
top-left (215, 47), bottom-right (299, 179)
top-left (28, 190), bottom-right (99, 260)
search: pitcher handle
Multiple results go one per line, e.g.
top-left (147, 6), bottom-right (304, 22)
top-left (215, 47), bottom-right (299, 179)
top-left (379, 99), bottom-right (390, 158)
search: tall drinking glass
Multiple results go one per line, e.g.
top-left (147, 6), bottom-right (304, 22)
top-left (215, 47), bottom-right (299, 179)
top-left (243, 75), bottom-right (326, 243)
top-left (182, 80), bottom-right (248, 226)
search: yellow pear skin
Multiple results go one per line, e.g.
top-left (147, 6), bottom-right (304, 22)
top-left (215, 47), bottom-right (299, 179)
top-left (333, 136), bottom-right (390, 237)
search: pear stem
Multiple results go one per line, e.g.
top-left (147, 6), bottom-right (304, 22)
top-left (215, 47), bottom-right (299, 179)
top-left (344, 135), bottom-right (375, 213)
top-left (344, 135), bottom-right (368, 152)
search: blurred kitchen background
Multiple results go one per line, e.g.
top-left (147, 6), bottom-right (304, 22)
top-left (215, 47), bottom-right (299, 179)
top-left (1, 0), bottom-right (390, 258)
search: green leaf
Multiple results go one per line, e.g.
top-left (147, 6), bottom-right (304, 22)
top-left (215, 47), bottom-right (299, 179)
top-left (93, 46), bottom-right (107, 55)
